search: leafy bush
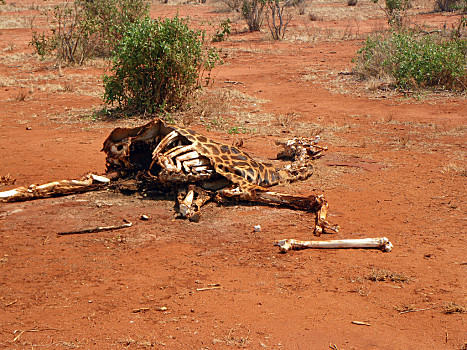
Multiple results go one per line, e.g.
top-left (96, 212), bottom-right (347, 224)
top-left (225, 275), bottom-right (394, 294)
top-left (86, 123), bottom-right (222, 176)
top-left (30, 2), bottom-right (98, 64)
top-left (30, 0), bottom-right (148, 64)
top-left (78, 0), bottom-right (149, 57)
top-left (103, 16), bottom-right (221, 114)
top-left (212, 18), bottom-right (231, 42)
top-left (435, 0), bottom-right (467, 12)
top-left (242, 0), bottom-right (267, 31)
top-left (353, 30), bottom-right (467, 91)
top-left (372, 0), bottom-right (412, 27)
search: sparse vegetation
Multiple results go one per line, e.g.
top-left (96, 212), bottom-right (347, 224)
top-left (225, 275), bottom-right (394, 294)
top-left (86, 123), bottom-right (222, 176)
top-left (266, 0), bottom-right (293, 40)
top-left (366, 267), bottom-right (410, 283)
top-left (443, 301), bottom-right (466, 314)
top-left (394, 304), bottom-right (416, 313)
top-left (219, 0), bottom-right (244, 11)
top-left (353, 29), bottom-right (467, 91)
top-left (242, 0), bottom-right (267, 31)
top-left (442, 163), bottom-right (467, 176)
top-left (212, 18), bottom-right (232, 42)
top-left (103, 16), bottom-right (221, 115)
top-left (435, 0), bottom-right (466, 12)
top-left (14, 90), bottom-right (28, 101)
top-left (30, 0), bottom-right (149, 64)
top-left (372, 0), bottom-right (412, 27)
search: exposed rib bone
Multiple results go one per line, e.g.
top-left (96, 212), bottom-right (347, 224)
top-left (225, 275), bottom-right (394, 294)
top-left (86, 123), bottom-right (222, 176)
top-left (275, 237), bottom-right (393, 253)
top-left (183, 158), bottom-right (211, 173)
top-left (164, 145), bottom-right (193, 159)
top-left (153, 130), bottom-right (180, 156)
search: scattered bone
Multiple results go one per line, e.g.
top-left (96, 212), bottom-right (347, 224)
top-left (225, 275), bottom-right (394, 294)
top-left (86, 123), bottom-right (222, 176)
top-left (196, 286), bottom-right (222, 291)
top-left (351, 321), bottom-right (371, 326)
top-left (57, 222), bottom-right (132, 236)
top-left (0, 173), bottom-right (110, 202)
top-left (132, 307), bottom-right (150, 313)
top-left (275, 237), bottom-right (393, 253)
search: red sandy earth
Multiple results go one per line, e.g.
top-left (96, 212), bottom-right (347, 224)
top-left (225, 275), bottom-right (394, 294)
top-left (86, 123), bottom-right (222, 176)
top-left (0, 1), bottom-right (466, 349)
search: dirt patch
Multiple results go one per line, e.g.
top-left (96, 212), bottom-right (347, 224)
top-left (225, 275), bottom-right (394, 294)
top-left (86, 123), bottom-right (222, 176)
top-left (0, 0), bottom-right (466, 349)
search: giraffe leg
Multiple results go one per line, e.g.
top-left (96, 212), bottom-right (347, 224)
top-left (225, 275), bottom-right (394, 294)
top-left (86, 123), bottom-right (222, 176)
top-left (177, 185), bottom-right (212, 222)
top-left (216, 186), bottom-right (339, 235)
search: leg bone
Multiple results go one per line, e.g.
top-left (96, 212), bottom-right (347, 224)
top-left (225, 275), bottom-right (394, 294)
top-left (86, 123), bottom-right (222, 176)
top-left (217, 187), bottom-right (339, 235)
top-left (178, 186), bottom-right (212, 222)
top-left (275, 237), bottom-right (393, 253)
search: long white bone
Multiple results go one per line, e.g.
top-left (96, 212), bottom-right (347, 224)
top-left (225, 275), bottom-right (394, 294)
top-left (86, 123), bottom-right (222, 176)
top-left (275, 237), bottom-right (393, 253)
top-left (0, 174), bottom-right (110, 202)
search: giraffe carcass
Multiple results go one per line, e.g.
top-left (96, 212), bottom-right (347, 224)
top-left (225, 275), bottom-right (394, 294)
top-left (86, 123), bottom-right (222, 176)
top-left (102, 118), bottom-right (338, 235)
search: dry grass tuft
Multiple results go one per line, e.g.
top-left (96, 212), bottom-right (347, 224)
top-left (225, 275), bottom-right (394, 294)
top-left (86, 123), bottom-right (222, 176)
top-left (178, 89), bottom-right (233, 126)
top-left (213, 326), bottom-right (251, 347)
top-left (366, 267), bottom-right (410, 283)
top-left (442, 301), bottom-right (466, 314)
top-left (394, 304), bottom-right (416, 313)
top-left (442, 164), bottom-right (467, 177)
top-left (13, 90), bottom-right (28, 102)
top-left (0, 76), bottom-right (15, 87)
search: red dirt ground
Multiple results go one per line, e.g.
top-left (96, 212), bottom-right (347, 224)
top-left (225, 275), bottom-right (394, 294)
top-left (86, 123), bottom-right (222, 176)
top-left (0, 1), bottom-right (466, 349)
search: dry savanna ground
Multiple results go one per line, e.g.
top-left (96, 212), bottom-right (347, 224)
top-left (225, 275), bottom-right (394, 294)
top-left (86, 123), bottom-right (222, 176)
top-left (0, 0), bottom-right (466, 349)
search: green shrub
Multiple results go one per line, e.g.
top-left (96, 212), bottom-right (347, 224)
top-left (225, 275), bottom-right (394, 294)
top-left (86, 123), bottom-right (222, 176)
top-left (212, 19), bottom-right (231, 42)
top-left (103, 16), bottom-right (221, 114)
top-left (372, 0), bottom-right (412, 27)
top-left (242, 0), bottom-right (267, 31)
top-left (353, 30), bottom-right (467, 91)
top-left (30, 0), bottom-right (148, 64)
top-left (435, 0), bottom-right (467, 12)
top-left (78, 0), bottom-right (149, 57)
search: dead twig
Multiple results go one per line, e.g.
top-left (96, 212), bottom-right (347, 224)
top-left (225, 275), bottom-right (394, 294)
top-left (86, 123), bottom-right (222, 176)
top-left (399, 305), bottom-right (438, 314)
top-left (57, 222), bottom-right (132, 236)
top-left (12, 328), bottom-right (60, 342)
top-left (351, 321), bottom-right (371, 326)
top-left (5, 299), bottom-right (17, 307)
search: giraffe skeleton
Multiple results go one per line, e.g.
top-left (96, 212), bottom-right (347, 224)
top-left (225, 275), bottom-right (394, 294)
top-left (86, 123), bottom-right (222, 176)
top-left (102, 118), bottom-right (338, 235)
